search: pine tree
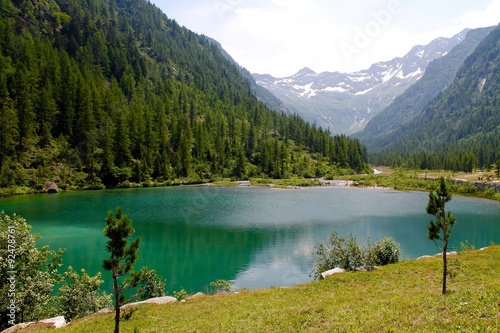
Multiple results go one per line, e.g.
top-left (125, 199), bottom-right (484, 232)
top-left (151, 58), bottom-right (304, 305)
top-left (426, 177), bottom-right (457, 295)
top-left (102, 207), bottom-right (142, 333)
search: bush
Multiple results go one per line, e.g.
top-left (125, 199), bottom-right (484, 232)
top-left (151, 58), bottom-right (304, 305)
top-left (173, 289), bottom-right (187, 301)
top-left (311, 231), bottom-right (401, 280)
top-left (58, 267), bottom-right (112, 320)
top-left (0, 212), bottom-right (64, 329)
top-left (311, 232), bottom-right (366, 279)
top-left (209, 279), bottom-right (231, 294)
top-left (133, 267), bottom-right (166, 301)
top-left (369, 237), bottom-right (401, 266)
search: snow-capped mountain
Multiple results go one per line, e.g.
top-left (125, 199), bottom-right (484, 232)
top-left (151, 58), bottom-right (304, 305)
top-left (254, 30), bottom-right (469, 135)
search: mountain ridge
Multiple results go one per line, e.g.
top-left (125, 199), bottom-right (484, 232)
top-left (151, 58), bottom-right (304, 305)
top-left (371, 24), bottom-right (500, 170)
top-left (254, 30), bottom-right (468, 134)
top-left (355, 26), bottom-right (496, 152)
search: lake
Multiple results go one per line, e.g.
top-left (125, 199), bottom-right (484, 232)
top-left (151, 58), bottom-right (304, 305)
top-left (1, 186), bottom-right (499, 294)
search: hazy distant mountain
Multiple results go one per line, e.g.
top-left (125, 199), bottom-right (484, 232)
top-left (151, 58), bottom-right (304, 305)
top-left (356, 26), bottom-right (495, 152)
top-left (254, 30), bottom-right (468, 134)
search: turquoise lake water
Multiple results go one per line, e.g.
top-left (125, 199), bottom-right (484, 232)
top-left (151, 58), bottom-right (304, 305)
top-left (1, 186), bottom-right (499, 293)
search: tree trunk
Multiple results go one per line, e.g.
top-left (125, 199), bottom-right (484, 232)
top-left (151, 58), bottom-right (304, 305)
top-left (113, 273), bottom-right (120, 333)
top-left (442, 239), bottom-right (447, 295)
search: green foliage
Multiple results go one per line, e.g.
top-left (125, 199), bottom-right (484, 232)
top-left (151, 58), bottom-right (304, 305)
top-left (426, 178), bottom-right (456, 243)
top-left (312, 231), bottom-right (401, 280)
top-left (369, 237), bottom-right (401, 266)
top-left (133, 267), bottom-right (166, 301)
top-left (103, 207), bottom-right (142, 333)
top-left (426, 177), bottom-right (457, 294)
top-left (0, 211), bottom-right (64, 329)
top-left (173, 289), bottom-right (188, 301)
top-left (58, 267), bottom-right (112, 321)
top-left (460, 240), bottom-right (476, 252)
top-left (209, 279), bottom-right (232, 294)
top-left (0, 0), bottom-right (369, 195)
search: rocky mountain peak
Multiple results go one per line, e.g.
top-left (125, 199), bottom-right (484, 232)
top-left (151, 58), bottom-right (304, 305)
top-left (254, 30), bottom-right (468, 135)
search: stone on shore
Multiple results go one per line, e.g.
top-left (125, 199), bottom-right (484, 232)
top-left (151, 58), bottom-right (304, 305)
top-left (44, 181), bottom-right (59, 193)
top-left (2, 316), bottom-right (67, 332)
top-left (320, 267), bottom-right (345, 279)
top-left (121, 296), bottom-right (178, 309)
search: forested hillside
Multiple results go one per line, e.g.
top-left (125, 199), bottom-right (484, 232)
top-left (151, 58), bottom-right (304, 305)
top-left (0, 0), bottom-right (368, 193)
top-left (356, 26), bottom-right (494, 152)
top-left (371, 24), bottom-right (500, 171)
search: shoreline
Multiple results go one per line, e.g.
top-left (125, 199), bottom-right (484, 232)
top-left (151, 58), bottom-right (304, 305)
top-left (1, 175), bottom-right (499, 202)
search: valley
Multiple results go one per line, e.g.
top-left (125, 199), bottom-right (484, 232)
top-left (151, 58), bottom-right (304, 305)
top-left (0, 1), bottom-right (499, 332)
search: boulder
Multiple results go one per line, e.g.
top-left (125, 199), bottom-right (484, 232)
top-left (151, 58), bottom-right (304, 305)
top-left (44, 181), bottom-right (59, 193)
top-left (121, 296), bottom-right (177, 309)
top-left (1, 322), bottom-right (35, 333)
top-left (188, 292), bottom-right (205, 300)
top-left (320, 267), bottom-right (345, 280)
top-left (38, 316), bottom-right (67, 329)
top-left (1, 316), bottom-right (67, 332)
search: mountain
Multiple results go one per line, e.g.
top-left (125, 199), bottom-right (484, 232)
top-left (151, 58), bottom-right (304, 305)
top-left (371, 24), bottom-right (500, 171)
top-left (356, 26), bottom-right (495, 152)
top-left (0, 0), bottom-right (369, 194)
top-left (254, 31), bottom-right (468, 135)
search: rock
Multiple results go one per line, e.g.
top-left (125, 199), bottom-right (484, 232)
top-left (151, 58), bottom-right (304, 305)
top-left (121, 296), bottom-right (177, 309)
top-left (418, 251), bottom-right (457, 260)
top-left (1, 316), bottom-right (67, 332)
top-left (1, 322), bottom-right (35, 333)
top-left (480, 247), bottom-right (489, 251)
top-left (38, 316), bottom-right (67, 329)
top-left (320, 267), bottom-right (345, 279)
top-left (44, 181), bottom-right (59, 193)
top-left (434, 252), bottom-right (457, 257)
top-left (188, 292), bottom-right (205, 300)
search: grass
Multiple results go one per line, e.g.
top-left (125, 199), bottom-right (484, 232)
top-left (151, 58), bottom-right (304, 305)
top-left (24, 247), bottom-right (500, 332)
top-left (249, 178), bottom-right (323, 188)
top-left (340, 169), bottom-right (500, 202)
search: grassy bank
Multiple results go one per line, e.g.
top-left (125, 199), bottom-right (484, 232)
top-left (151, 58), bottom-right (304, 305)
top-left (340, 169), bottom-right (500, 202)
top-left (25, 247), bottom-right (500, 332)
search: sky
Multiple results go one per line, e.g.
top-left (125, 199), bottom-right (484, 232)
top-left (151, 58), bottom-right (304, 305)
top-left (151, 0), bottom-right (500, 77)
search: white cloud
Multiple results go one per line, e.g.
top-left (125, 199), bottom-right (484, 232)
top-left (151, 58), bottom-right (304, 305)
top-left (152, 0), bottom-right (500, 77)
top-left (453, 0), bottom-right (500, 28)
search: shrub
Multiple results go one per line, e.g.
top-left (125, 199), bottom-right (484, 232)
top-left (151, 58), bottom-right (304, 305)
top-left (0, 212), bottom-right (64, 329)
top-left (134, 267), bottom-right (166, 301)
top-left (311, 231), bottom-right (401, 280)
top-left (209, 279), bottom-right (231, 294)
top-left (311, 232), bottom-right (366, 279)
top-left (58, 267), bottom-right (112, 320)
top-left (173, 289), bottom-right (187, 301)
top-left (369, 237), bottom-right (401, 266)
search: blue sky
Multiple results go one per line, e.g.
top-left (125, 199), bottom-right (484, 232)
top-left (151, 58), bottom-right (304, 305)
top-left (151, 0), bottom-right (500, 77)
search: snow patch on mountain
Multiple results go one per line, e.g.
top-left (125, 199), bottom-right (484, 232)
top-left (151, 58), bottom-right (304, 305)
top-left (253, 30), bottom-right (468, 135)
